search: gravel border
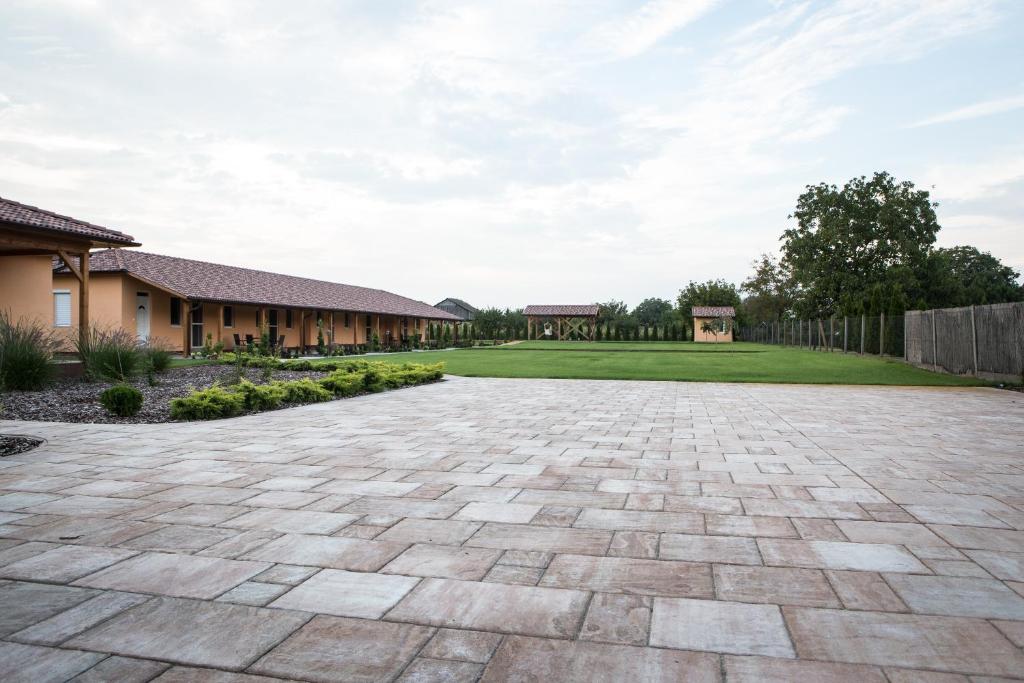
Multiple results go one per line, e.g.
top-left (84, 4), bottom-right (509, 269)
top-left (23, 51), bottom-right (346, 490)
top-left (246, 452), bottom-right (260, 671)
top-left (0, 434), bottom-right (45, 456)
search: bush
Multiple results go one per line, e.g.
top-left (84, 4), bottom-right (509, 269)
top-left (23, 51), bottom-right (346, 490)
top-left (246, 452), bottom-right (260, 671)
top-left (100, 384), bottom-right (144, 417)
top-left (77, 327), bottom-right (142, 382)
top-left (0, 311), bottom-right (58, 391)
top-left (276, 378), bottom-right (333, 403)
top-left (235, 379), bottom-right (286, 410)
top-left (318, 370), bottom-right (365, 397)
top-left (170, 385), bottom-right (246, 420)
top-left (141, 341), bottom-right (173, 373)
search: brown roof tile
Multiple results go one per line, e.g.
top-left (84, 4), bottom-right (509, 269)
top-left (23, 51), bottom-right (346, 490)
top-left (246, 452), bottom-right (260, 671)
top-left (523, 305), bottom-right (600, 316)
top-left (68, 250), bottom-right (459, 320)
top-left (0, 196), bottom-right (138, 246)
top-left (691, 306), bottom-right (736, 318)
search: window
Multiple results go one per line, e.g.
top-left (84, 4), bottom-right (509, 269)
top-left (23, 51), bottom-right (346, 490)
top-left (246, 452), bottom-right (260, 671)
top-left (285, 309), bottom-right (293, 328)
top-left (53, 290), bottom-right (71, 327)
top-left (170, 297), bottom-right (182, 326)
top-left (190, 304), bottom-right (204, 349)
top-left (344, 312), bottom-right (351, 327)
top-left (223, 306), bottom-right (234, 327)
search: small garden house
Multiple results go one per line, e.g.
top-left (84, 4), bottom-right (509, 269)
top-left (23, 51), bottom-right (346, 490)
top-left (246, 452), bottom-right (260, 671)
top-left (692, 306), bottom-right (736, 343)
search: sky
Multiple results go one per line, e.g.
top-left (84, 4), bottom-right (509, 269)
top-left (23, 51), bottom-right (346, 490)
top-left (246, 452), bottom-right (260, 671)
top-left (1, 0), bottom-right (1022, 310)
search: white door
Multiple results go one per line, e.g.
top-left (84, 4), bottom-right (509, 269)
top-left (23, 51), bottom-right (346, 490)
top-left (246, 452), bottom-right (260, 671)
top-left (136, 293), bottom-right (150, 342)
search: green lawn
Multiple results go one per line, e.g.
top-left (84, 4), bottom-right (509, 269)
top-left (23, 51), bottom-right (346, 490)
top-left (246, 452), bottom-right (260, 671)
top-left (307, 341), bottom-right (984, 386)
top-left (169, 358), bottom-right (215, 368)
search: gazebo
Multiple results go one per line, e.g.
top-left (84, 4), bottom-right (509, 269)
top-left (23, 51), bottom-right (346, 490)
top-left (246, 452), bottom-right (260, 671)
top-left (524, 304), bottom-right (599, 341)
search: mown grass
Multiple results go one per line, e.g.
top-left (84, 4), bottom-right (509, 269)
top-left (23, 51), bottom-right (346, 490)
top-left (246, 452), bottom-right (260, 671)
top-left (301, 341), bottom-right (984, 386)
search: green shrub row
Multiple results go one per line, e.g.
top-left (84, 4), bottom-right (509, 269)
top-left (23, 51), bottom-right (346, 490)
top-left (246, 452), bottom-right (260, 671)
top-left (170, 361), bottom-right (444, 420)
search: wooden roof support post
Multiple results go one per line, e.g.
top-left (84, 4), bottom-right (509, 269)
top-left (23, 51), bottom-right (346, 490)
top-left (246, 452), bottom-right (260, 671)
top-left (79, 250), bottom-right (90, 350)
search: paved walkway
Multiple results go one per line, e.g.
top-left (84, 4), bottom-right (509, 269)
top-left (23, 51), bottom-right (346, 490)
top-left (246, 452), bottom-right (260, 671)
top-left (1, 377), bottom-right (1023, 682)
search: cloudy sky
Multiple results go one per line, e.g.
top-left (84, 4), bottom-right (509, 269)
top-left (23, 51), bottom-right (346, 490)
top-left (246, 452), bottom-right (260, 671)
top-left (1, 1), bottom-right (1022, 309)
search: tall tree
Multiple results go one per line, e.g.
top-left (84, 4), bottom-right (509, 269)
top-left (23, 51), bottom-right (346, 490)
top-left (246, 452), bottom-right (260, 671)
top-left (934, 246), bottom-right (1023, 306)
top-left (781, 172), bottom-right (939, 316)
top-left (632, 297), bottom-right (673, 326)
top-left (741, 253), bottom-right (796, 321)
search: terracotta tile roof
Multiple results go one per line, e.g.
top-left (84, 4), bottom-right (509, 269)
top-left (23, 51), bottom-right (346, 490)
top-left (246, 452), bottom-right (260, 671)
top-left (0, 196), bottom-right (138, 247)
top-left (65, 250), bottom-right (459, 320)
top-left (523, 305), bottom-right (600, 316)
top-left (436, 297), bottom-right (478, 314)
top-left (692, 306), bottom-right (736, 318)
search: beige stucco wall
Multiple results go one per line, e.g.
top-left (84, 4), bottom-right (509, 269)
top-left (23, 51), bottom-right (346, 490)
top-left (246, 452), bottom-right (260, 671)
top-left (0, 255), bottom-right (56, 327)
top-left (693, 316), bottom-right (734, 343)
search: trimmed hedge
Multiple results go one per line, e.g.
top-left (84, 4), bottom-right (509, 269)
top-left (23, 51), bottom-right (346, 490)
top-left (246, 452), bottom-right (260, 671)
top-left (100, 384), bottom-right (144, 417)
top-left (170, 360), bottom-right (444, 420)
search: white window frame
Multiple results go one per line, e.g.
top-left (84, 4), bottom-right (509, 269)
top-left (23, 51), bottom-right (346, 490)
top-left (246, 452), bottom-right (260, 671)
top-left (53, 290), bottom-right (72, 327)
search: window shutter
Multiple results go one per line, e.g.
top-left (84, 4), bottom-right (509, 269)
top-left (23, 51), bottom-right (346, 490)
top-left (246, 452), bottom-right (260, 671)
top-left (54, 291), bottom-right (72, 327)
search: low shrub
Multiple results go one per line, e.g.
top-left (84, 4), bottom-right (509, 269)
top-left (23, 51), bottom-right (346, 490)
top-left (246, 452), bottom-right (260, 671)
top-left (141, 341), bottom-right (173, 373)
top-left (318, 370), bottom-right (365, 397)
top-left (0, 311), bottom-right (58, 391)
top-left (276, 378), bottom-right (333, 403)
top-left (219, 352), bottom-right (280, 369)
top-left (77, 327), bottom-right (142, 382)
top-left (235, 379), bottom-right (287, 410)
top-left (169, 385), bottom-right (246, 420)
top-left (100, 384), bottom-right (144, 417)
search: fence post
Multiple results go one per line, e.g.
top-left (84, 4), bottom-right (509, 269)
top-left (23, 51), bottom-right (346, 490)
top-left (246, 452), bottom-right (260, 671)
top-left (970, 305), bottom-right (978, 376)
top-left (843, 316), bottom-right (848, 353)
top-left (860, 315), bottom-right (866, 354)
top-left (931, 310), bottom-right (938, 372)
top-left (903, 312), bottom-right (908, 360)
top-left (880, 312), bottom-right (885, 356)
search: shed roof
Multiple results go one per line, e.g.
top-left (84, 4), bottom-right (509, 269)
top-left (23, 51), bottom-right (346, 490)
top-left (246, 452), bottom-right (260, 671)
top-left (692, 306), bottom-right (736, 318)
top-left (524, 305), bottom-right (600, 317)
top-left (436, 298), bottom-right (478, 314)
top-left (58, 249), bottom-right (459, 320)
top-left (0, 196), bottom-right (139, 247)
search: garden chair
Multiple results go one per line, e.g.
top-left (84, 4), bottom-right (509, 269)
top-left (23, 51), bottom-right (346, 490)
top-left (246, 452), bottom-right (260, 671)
top-left (233, 333), bottom-right (241, 349)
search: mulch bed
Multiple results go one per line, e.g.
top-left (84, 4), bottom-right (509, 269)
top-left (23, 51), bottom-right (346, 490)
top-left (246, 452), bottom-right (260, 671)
top-left (0, 434), bottom-right (45, 456)
top-left (0, 365), bottom-right (342, 425)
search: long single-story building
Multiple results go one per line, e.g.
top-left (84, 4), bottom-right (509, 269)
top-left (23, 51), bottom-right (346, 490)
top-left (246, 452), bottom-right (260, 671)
top-left (53, 249), bottom-right (459, 353)
top-left (692, 306), bottom-right (736, 343)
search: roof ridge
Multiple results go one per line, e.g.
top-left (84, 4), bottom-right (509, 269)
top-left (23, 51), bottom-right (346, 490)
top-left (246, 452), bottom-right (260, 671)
top-left (0, 195), bottom-right (134, 240)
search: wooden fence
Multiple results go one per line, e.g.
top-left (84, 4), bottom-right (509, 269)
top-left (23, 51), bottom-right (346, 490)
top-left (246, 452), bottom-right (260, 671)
top-left (905, 302), bottom-right (1024, 382)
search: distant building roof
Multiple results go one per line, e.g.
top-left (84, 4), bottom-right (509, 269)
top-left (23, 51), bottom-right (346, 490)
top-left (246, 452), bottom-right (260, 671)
top-left (692, 306), bottom-right (736, 318)
top-left (436, 298), bottom-right (478, 314)
top-left (524, 305), bottom-right (600, 317)
top-left (0, 196), bottom-right (139, 247)
top-left (58, 249), bottom-right (459, 320)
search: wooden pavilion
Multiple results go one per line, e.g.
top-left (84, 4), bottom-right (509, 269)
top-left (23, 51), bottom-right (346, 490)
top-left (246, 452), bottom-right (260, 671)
top-left (524, 304), bottom-right (599, 341)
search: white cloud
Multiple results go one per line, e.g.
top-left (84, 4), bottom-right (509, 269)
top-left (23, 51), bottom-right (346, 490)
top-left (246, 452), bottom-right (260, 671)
top-left (910, 93), bottom-right (1024, 127)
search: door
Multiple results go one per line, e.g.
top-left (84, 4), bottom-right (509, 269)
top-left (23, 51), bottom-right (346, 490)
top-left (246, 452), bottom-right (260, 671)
top-left (190, 304), bottom-right (204, 349)
top-left (136, 293), bottom-right (150, 342)
top-left (268, 309), bottom-right (279, 347)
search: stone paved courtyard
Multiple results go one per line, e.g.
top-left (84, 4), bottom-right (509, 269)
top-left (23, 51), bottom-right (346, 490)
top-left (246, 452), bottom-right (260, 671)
top-left (1, 376), bottom-right (1023, 682)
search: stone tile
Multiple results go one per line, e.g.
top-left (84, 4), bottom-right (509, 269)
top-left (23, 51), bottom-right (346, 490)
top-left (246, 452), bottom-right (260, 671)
top-left (659, 533), bottom-right (762, 564)
top-left (196, 530), bottom-right (280, 560)
top-left (382, 544), bottom-right (502, 580)
top-left (250, 615), bottom-right (433, 682)
top-left (271, 568), bottom-right (419, 618)
top-left (0, 541), bottom-right (58, 567)
top-left (650, 597), bottom-right (795, 657)
top-left (741, 498), bottom-right (868, 520)
top-left (992, 619), bottom-right (1024, 647)
top-left (783, 606), bottom-right (1024, 676)
top-left (0, 581), bottom-right (98, 637)
top-left (835, 521), bottom-right (949, 547)
top-left (579, 593), bottom-right (651, 645)
top-left (965, 549), bottom-right (1024, 581)
top-left (74, 552), bottom-right (269, 599)
top-left (483, 564), bottom-right (545, 585)
top-left (70, 656), bottom-right (170, 683)
top-left (147, 485), bottom-right (260, 505)
top-left (758, 539), bottom-right (928, 572)
top-left (532, 505), bottom-right (581, 526)
top-left (10, 591), bottom-right (151, 645)
top-left (903, 505), bottom-right (1009, 527)
top-left (929, 525), bottom-right (1024, 552)
top-left (313, 479), bottom-right (422, 497)
top-left (663, 494), bottom-right (743, 514)
top-left (439, 485), bottom-right (520, 503)
top-left (387, 577), bottom-right (588, 638)
top-left (0, 516), bottom-right (160, 546)
top-left (147, 504), bottom-right (247, 525)
top-left (376, 518), bottom-right (482, 545)
top-left (706, 514), bottom-right (797, 538)
top-left (792, 518), bottom-right (848, 541)
top-left (607, 530), bottom-right (659, 558)
top-left (221, 508), bottom-right (358, 535)
top-left (453, 502), bottom-right (541, 523)
top-left (0, 544), bottom-right (137, 583)
top-left (0, 641), bottom-right (104, 683)
top-left (825, 570), bottom-right (907, 611)
top-left (421, 628), bottom-right (503, 663)
top-left (512, 489), bottom-right (627, 508)
top-left (241, 533), bottom-right (407, 571)
top-left (253, 563), bottom-right (319, 585)
top-left (922, 559), bottom-right (991, 577)
top-left (341, 497), bottom-right (463, 519)
top-left (724, 655), bottom-right (886, 682)
top-left (884, 574), bottom-right (1024, 619)
top-left (540, 554), bottom-right (713, 597)
top-left (152, 667), bottom-right (281, 682)
top-left (23, 494), bottom-right (148, 517)
top-left (397, 658), bottom-right (482, 683)
top-left (808, 487), bottom-right (890, 504)
top-left (574, 508), bottom-right (704, 533)
top-left (0, 492), bottom-right (62, 510)
top-left (883, 670), bottom-right (968, 683)
top-left (242, 490), bottom-right (326, 509)
top-left (497, 550), bottom-right (553, 567)
top-left (68, 596), bottom-right (310, 669)
top-left (714, 565), bottom-right (841, 607)
top-left (249, 476), bottom-right (329, 491)
top-left (121, 525), bottom-right (239, 552)
top-left (466, 522), bottom-right (612, 555)
top-left (480, 635), bottom-right (720, 682)
top-left (215, 581), bottom-right (290, 606)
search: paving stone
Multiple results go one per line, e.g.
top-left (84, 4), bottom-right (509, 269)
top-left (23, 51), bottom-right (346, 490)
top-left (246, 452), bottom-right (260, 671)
top-left (573, 508), bottom-right (704, 534)
top-left (497, 550), bottom-right (553, 567)
top-left (579, 593), bottom-right (651, 645)
top-left (659, 533), bottom-right (762, 564)
top-left (466, 522), bottom-right (612, 555)
top-left (0, 516), bottom-right (159, 546)
top-left (253, 563), bottom-right (319, 585)
top-left (0, 541), bottom-right (58, 567)
top-left (0, 581), bottom-right (98, 637)
top-left (242, 490), bottom-right (326, 509)
top-left (481, 634), bottom-right (720, 682)
top-left (724, 654), bottom-right (886, 682)
top-left (783, 606), bottom-right (1024, 676)
top-left (68, 596), bottom-right (310, 670)
top-left (147, 504), bottom-right (248, 525)
top-left (883, 670), bottom-right (969, 683)
top-left (10, 591), bottom-right (151, 645)
top-left (922, 559), bottom-right (991, 577)
top-left (22, 494), bottom-right (148, 517)
top-left (540, 554), bottom-right (713, 597)
top-left (714, 565), bottom-right (841, 607)
top-left (706, 514), bottom-right (797, 538)
top-left (221, 508), bottom-right (358, 535)
top-left (270, 568), bottom-right (418, 618)
top-left (397, 658), bottom-right (483, 683)
top-left (483, 564), bottom-right (544, 585)
top-left (341, 497), bottom-right (463, 519)
top-left (196, 530), bottom-right (281, 560)
top-left (152, 667), bottom-right (282, 682)
top-left (147, 485), bottom-right (260, 505)
top-left (663, 494), bottom-right (743, 514)
top-left (215, 581), bottom-right (290, 606)
top-left (453, 501), bottom-right (541, 523)
top-left (0, 544), bottom-right (137, 582)
top-left (741, 498), bottom-right (868, 520)
top-left (242, 533), bottom-right (407, 571)
top-left (650, 597), bottom-right (795, 657)
top-left (992, 619), bottom-right (1024, 647)
top-left (121, 525), bottom-right (239, 552)
top-left (69, 656), bottom-right (170, 683)
top-left (0, 641), bottom-right (105, 683)
top-left (884, 574), bottom-right (1024, 619)
top-left (74, 552), bottom-right (269, 599)
top-left (382, 544), bottom-right (502, 580)
top-left (512, 489), bottom-right (627, 508)
top-left (929, 525), bottom-right (1024, 552)
top-left (386, 577), bottom-right (588, 638)
top-left (792, 518), bottom-right (848, 541)
top-left (250, 476), bottom-right (330, 491)
top-left (420, 628), bottom-right (503, 663)
top-left (607, 530), bottom-right (660, 558)
top-left (314, 479), bottom-right (422, 497)
top-left (250, 615), bottom-right (433, 682)
top-left (376, 518), bottom-right (482, 545)
top-left (758, 539), bottom-right (928, 572)
top-left (835, 521), bottom-right (949, 547)
top-left (965, 549), bottom-right (1024, 581)
top-left (825, 570), bottom-right (907, 611)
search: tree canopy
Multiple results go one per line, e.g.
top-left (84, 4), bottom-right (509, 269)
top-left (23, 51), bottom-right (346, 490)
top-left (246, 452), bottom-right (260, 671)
top-left (632, 297), bottom-right (674, 326)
